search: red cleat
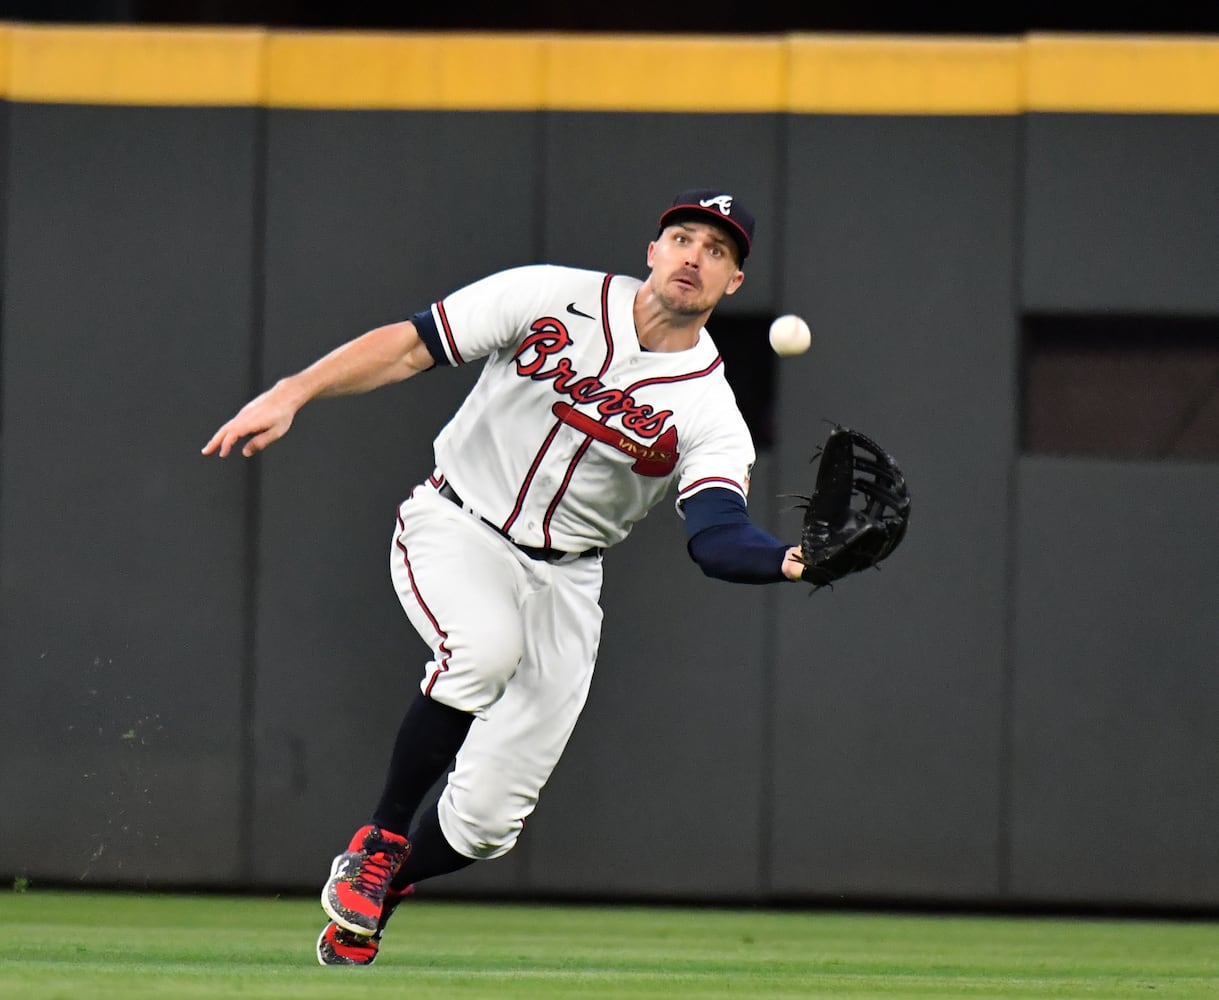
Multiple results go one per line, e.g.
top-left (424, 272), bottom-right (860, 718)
top-left (320, 824), bottom-right (410, 936)
top-left (316, 883), bottom-right (415, 966)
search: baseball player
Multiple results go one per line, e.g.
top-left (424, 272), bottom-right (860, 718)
top-left (202, 189), bottom-right (809, 965)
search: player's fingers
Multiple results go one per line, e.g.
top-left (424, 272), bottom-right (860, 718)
top-left (780, 547), bottom-right (805, 581)
top-left (241, 426), bottom-right (282, 458)
top-left (201, 427), bottom-right (238, 458)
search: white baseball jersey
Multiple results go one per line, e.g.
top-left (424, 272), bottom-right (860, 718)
top-left (415, 264), bottom-right (755, 553)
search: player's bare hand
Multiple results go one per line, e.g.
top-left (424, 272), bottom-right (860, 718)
top-left (781, 546), bottom-right (806, 582)
top-left (201, 383), bottom-right (302, 458)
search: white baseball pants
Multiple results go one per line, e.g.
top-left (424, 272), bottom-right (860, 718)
top-left (389, 483), bottom-right (604, 860)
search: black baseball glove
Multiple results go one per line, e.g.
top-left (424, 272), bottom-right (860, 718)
top-left (791, 425), bottom-right (911, 590)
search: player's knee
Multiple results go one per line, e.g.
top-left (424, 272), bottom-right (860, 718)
top-left (437, 782), bottom-right (527, 860)
top-left (470, 639), bottom-right (524, 698)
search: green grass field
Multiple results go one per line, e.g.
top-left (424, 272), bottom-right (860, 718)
top-left (2, 888), bottom-right (1217, 999)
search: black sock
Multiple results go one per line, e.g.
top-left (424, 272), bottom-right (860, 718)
top-left (371, 693), bottom-right (474, 835)
top-left (393, 798), bottom-right (476, 888)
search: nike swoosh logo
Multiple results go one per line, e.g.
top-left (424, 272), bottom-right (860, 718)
top-left (566, 302), bottom-right (595, 321)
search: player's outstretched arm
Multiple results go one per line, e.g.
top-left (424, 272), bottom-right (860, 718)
top-left (683, 489), bottom-right (809, 584)
top-left (201, 320), bottom-right (433, 458)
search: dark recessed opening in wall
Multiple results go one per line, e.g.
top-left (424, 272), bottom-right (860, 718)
top-left (1021, 314), bottom-right (1219, 460)
top-left (707, 313), bottom-right (777, 452)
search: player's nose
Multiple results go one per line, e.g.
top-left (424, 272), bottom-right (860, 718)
top-left (687, 239), bottom-right (718, 265)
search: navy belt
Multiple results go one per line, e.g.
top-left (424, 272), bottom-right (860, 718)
top-left (437, 481), bottom-right (602, 563)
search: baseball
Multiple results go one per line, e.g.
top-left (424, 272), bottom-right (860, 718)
top-left (768, 314), bottom-right (811, 356)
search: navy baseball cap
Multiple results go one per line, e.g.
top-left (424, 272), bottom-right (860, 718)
top-left (657, 188), bottom-right (755, 262)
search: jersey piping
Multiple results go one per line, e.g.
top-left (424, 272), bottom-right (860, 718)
top-left (435, 299), bottom-right (464, 364)
top-left (395, 507), bottom-right (455, 694)
top-left (505, 272), bottom-right (618, 545)
top-left (678, 474), bottom-right (747, 499)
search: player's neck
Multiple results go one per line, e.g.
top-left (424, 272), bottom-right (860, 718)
top-left (632, 288), bottom-right (708, 353)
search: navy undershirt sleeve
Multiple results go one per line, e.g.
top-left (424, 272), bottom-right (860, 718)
top-left (412, 308), bottom-right (448, 368)
top-left (683, 487), bottom-right (790, 584)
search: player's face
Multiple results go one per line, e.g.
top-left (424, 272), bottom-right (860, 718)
top-left (647, 222), bottom-right (745, 316)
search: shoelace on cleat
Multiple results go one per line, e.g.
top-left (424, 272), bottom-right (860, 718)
top-left (352, 844), bottom-right (398, 897)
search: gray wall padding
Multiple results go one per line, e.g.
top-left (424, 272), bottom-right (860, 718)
top-left (2, 105), bottom-right (1217, 909)
top-left (0, 105), bottom-right (260, 884)
top-left (1009, 456), bottom-right (1219, 907)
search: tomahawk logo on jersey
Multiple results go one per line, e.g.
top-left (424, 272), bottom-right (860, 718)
top-left (411, 264), bottom-right (754, 553)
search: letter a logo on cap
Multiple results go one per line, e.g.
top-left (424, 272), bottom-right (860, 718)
top-left (698, 195), bottom-right (734, 216)
top-left (659, 188), bottom-right (755, 260)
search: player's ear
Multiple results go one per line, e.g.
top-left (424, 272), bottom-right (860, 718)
top-left (645, 241), bottom-right (657, 268)
top-left (724, 268), bottom-right (745, 296)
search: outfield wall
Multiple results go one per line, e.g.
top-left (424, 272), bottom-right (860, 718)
top-left (1, 27), bottom-right (1217, 910)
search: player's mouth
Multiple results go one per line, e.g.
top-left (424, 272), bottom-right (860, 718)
top-left (672, 272), bottom-right (701, 291)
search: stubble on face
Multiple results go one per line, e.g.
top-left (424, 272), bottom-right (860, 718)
top-left (653, 271), bottom-right (712, 316)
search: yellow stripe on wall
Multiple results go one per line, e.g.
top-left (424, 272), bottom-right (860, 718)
top-left (7, 25), bottom-right (264, 106)
top-left (267, 32), bottom-right (545, 110)
top-left (788, 35), bottom-right (1023, 114)
top-left (544, 34), bottom-right (786, 112)
top-left (2, 24), bottom-right (1218, 114)
top-left (1026, 34), bottom-right (1219, 113)
top-left (0, 27), bottom-right (11, 93)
